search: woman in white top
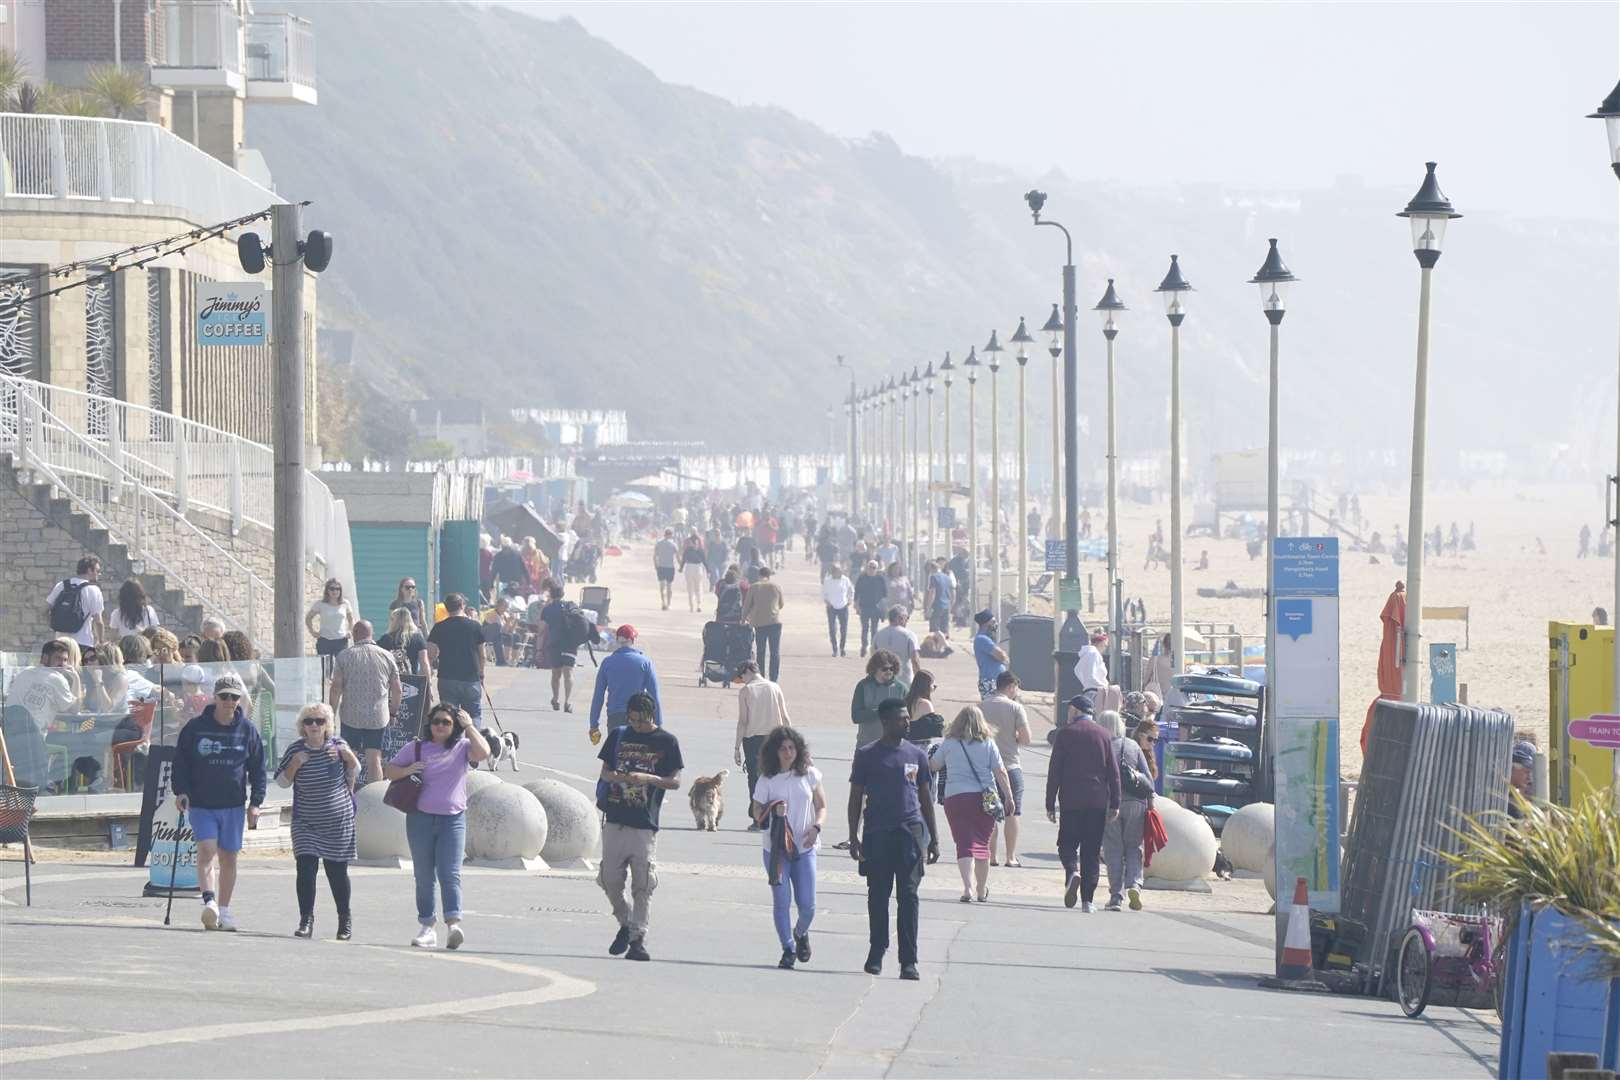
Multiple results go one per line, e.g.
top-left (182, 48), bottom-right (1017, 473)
top-left (108, 579), bottom-right (160, 638)
top-left (750, 725), bottom-right (825, 970)
top-left (930, 705), bottom-right (1015, 903)
top-left (305, 578), bottom-right (357, 657)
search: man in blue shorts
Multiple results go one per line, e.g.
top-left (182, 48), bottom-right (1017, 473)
top-left (173, 672), bottom-right (266, 931)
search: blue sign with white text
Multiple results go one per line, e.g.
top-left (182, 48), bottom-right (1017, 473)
top-left (1277, 598), bottom-right (1313, 640)
top-left (195, 282), bottom-right (268, 347)
top-left (1272, 537), bottom-right (1339, 597)
top-left (1045, 540), bottom-right (1066, 571)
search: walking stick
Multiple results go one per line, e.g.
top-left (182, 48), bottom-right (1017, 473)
top-left (162, 808), bottom-right (186, 926)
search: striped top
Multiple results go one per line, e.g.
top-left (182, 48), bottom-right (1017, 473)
top-left (276, 738), bottom-right (357, 860)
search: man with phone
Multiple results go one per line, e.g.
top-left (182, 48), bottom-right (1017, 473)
top-left (596, 692), bottom-right (683, 962)
top-left (172, 672), bottom-right (266, 932)
top-left (847, 697), bottom-right (939, 981)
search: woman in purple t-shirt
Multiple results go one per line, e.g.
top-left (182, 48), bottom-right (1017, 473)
top-left (384, 703), bottom-right (490, 949)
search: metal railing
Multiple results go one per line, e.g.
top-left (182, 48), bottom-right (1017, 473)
top-left (0, 374), bottom-right (352, 599)
top-left (246, 13), bottom-right (317, 90)
top-left (0, 113), bottom-right (281, 224)
top-left (155, 0), bottom-right (244, 75)
top-left (1, 382), bottom-right (270, 644)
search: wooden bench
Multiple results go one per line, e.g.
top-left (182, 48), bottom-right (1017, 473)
top-left (1422, 605), bottom-right (1470, 650)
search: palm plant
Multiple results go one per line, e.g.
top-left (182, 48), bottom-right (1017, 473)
top-left (0, 48), bottom-right (26, 108)
top-left (85, 65), bottom-right (148, 120)
top-left (42, 87), bottom-right (108, 118)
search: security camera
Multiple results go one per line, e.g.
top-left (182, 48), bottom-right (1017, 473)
top-left (1024, 190), bottom-right (1047, 219)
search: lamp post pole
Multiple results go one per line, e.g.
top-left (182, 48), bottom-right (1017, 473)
top-left (1093, 281), bottom-right (1126, 676)
top-left (942, 353), bottom-right (956, 564)
top-left (1250, 241), bottom-right (1299, 733)
top-left (837, 356), bottom-right (858, 518)
top-left (964, 347), bottom-right (981, 615)
top-left (1396, 163), bottom-right (1461, 703)
top-left (888, 377), bottom-right (900, 542)
top-left (910, 367), bottom-right (923, 575)
top-left (1011, 317), bottom-right (1035, 615)
top-left (1155, 255), bottom-right (1193, 677)
top-left (985, 331), bottom-right (1004, 621)
top-left (925, 361), bottom-right (938, 564)
top-left (1589, 84), bottom-right (1620, 776)
top-left (1042, 303), bottom-right (1063, 562)
top-left (899, 375), bottom-right (910, 559)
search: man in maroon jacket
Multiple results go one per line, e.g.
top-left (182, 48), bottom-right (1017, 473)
top-left (1045, 706), bottom-right (1120, 913)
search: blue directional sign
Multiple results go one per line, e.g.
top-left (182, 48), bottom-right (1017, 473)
top-left (1272, 537), bottom-right (1339, 597)
top-left (1044, 540), bottom-right (1066, 571)
top-left (1277, 598), bottom-right (1314, 640)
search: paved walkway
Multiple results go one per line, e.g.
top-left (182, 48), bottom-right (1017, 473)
top-left (0, 535), bottom-right (1500, 1078)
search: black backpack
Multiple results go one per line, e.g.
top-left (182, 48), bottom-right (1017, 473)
top-left (555, 601), bottom-right (594, 652)
top-left (49, 579), bottom-right (88, 633)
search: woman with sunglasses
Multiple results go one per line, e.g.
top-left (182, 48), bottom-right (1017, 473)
top-left (390, 578), bottom-right (428, 634)
top-left (383, 703), bottom-right (490, 949)
top-left (276, 703), bottom-right (359, 940)
top-left (849, 648), bottom-right (908, 749)
top-left (305, 578), bottom-right (356, 657)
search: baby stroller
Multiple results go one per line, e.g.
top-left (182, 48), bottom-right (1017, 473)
top-left (699, 620), bottom-right (755, 687)
top-left (564, 540), bottom-right (601, 584)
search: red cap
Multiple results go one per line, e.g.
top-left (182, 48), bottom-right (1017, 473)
top-left (615, 624), bottom-right (638, 641)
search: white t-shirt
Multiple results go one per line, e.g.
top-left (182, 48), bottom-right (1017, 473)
top-left (1074, 643), bottom-right (1108, 691)
top-left (872, 625), bottom-right (920, 683)
top-left (45, 577), bottom-right (104, 647)
top-left (5, 666), bottom-right (79, 733)
top-left (108, 605), bottom-right (160, 638)
top-left (312, 600), bottom-right (354, 640)
top-left (876, 543), bottom-right (899, 566)
top-left (752, 765), bottom-right (823, 851)
top-left (821, 576), bottom-right (854, 609)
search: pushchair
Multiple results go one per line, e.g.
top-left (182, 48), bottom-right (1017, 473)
top-left (699, 621), bottom-right (755, 687)
top-left (564, 540), bottom-right (601, 583)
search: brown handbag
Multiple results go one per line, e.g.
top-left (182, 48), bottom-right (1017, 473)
top-left (383, 740), bottom-right (423, 813)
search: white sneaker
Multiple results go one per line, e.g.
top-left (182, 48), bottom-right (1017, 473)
top-left (446, 924), bottom-right (465, 950)
top-left (217, 908), bottom-right (238, 932)
top-left (201, 899), bottom-right (220, 930)
top-left (412, 925), bottom-right (437, 948)
top-left (1081, 901), bottom-right (1096, 914)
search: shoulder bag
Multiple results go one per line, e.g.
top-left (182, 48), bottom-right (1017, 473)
top-left (959, 739), bottom-right (1006, 822)
top-left (1113, 736), bottom-right (1155, 800)
top-left (383, 739), bottom-right (424, 813)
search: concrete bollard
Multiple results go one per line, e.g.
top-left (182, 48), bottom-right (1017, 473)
top-left (522, 778), bottom-right (600, 869)
top-left (465, 782), bottom-right (549, 870)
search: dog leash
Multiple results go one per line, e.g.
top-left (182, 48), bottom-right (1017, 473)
top-left (483, 683), bottom-right (509, 739)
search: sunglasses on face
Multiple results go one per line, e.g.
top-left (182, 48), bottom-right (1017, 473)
top-left (217, 693), bottom-right (241, 703)
top-left (404, 585), bottom-right (417, 591)
top-left (302, 717), bottom-right (326, 727)
top-left (430, 716), bottom-right (454, 727)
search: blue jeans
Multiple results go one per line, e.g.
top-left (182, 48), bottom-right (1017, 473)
top-left (405, 810), bottom-right (465, 924)
top-left (437, 678), bottom-right (482, 721)
top-left (762, 847), bottom-right (817, 949)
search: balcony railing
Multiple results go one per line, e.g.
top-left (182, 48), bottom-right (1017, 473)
top-left (152, 0), bottom-right (244, 92)
top-left (0, 113), bottom-right (281, 224)
top-left (245, 13), bottom-right (317, 103)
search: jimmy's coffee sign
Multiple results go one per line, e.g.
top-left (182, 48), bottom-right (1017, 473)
top-left (196, 282), bottom-right (269, 346)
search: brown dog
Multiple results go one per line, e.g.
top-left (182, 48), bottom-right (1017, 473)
top-left (688, 769), bottom-right (729, 831)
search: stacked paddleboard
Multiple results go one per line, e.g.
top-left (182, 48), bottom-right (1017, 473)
top-left (1164, 672), bottom-right (1264, 832)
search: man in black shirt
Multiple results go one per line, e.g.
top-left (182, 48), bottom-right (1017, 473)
top-left (596, 692), bottom-right (683, 962)
top-left (427, 593), bottom-right (485, 721)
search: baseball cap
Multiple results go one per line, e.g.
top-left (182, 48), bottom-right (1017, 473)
top-left (615, 624), bottom-right (638, 641)
top-left (214, 672), bottom-right (247, 697)
top-left (1511, 741), bottom-right (1536, 768)
top-left (974, 609), bottom-right (994, 626)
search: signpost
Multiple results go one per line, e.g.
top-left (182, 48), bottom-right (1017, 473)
top-left (1270, 537), bottom-right (1341, 973)
top-left (195, 282), bottom-right (268, 346)
top-left (1044, 540), bottom-right (1066, 571)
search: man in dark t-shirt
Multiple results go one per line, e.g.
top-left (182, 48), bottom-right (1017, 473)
top-left (848, 697), bottom-right (940, 981)
top-left (596, 692), bottom-right (683, 962)
top-left (427, 593), bottom-right (484, 721)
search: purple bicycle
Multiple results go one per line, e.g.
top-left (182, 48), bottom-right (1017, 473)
top-left (1394, 908), bottom-right (1505, 1018)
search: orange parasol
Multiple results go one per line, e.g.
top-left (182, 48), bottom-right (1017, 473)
top-left (1362, 581), bottom-right (1406, 753)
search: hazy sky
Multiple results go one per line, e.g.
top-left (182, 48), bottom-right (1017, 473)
top-left (503, 1), bottom-right (1619, 219)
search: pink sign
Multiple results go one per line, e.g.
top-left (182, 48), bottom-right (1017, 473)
top-left (1569, 715), bottom-right (1620, 750)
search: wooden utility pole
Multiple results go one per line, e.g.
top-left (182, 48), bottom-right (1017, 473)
top-left (272, 202), bottom-right (306, 659)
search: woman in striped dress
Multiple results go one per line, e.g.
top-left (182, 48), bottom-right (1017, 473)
top-left (276, 703), bottom-right (359, 940)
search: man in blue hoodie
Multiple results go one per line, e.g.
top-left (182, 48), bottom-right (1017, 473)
top-left (588, 625), bottom-right (661, 743)
top-left (173, 672), bottom-right (266, 932)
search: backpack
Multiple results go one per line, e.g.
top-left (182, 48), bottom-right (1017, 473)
top-left (555, 601), bottom-right (594, 652)
top-left (49, 579), bottom-right (88, 633)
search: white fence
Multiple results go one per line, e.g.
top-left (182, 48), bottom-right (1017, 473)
top-left (0, 113), bottom-right (281, 225)
top-left (156, 0), bottom-right (244, 75)
top-left (246, 13), bottom-right (317, 91)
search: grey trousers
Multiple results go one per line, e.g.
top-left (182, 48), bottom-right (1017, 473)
top-left (1102, 798), bottom-right (1147, 901)
top-left (598, 822), bottom-right (659, 937)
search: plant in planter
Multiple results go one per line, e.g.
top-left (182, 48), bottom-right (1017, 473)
top-left (1440, 792), bottom-right (1619, 1074)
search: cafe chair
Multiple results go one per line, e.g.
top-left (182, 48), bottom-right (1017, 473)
top-left (0, 784), bottom-right (39, 905)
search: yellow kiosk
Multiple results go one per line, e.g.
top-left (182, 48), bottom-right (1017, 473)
top-left (1546, 621), bottom-right (1620, 806)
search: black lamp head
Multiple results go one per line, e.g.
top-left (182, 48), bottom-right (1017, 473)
top-left (1024, 189), bottom-right (1047, 219)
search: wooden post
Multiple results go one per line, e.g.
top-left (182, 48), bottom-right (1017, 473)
top-left (272, 203), bottom-right (306, 659)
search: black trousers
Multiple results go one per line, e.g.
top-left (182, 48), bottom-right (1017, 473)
top-left (742, 734), bottom-right (766, 805)
top-left (296, 855), bottom-right (352, 919)
top-left (754, 622), bottom-right (782, 682)
top-left (1057, 808), bottom-right (1108, 904)
top-left (826, 605), bottom-right (849, 652)
top-left (863, 824), bottom-right (925, 964)
top-left (858, 611), bottom-right (881, 653)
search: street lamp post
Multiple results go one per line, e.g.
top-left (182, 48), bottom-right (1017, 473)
top-left (910, 366), bottom-right (923, 574)
top-left (1396, 163), bottom-right (1461, 703)
top-left (1041, 302), bottom-right (1064, 560)
top-left (963, 346), bottom-right (981, 615)
top-left (888, 376), bottom-right (900, 540)
top-left (837, 356), bottom-right (858, 518)
top-left (1249, 240), bottom-right (1299, 733)
top-left (1011, 317), bottom-right (1035, 614)
top-left (1155, 255), bottom-right (1193, 678)
top-left (942, 352), bottom-right (956, 563)
top-left (1094, 280), bottom-right (1126, 677)
top-left (899, 373), bottom-right (910, 558)
top-left (985, 330), bottom-right (1004, 622)
top-left (1589, 83), bottom-right (1620, 773)
top-left (925, 361), bottom-right (938, 564)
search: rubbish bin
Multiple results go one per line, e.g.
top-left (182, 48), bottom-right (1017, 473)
top-left (1007, 614), bottom-right (1055, 693)
top-left (580, 586), bottom-right (611, 625)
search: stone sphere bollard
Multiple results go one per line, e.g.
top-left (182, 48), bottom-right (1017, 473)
top-left (1145, 795), bottom-right (1218, 882)
top-left (522, 778), bottom-right (601, 862)
top-left (1220, 802), bottom-right (1275, 873)
top-left (1263, 840), bottom-right (1278, 900)
top-left (465, 782), bottom-right (548, 861)
top-left (354, 781), bottom-right (411, 861)
top-left (464, 768), bottom-right (503, 798)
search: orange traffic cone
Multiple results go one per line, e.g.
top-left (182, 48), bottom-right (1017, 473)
top-left (1278, 877), bottom-right (1315, 980)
